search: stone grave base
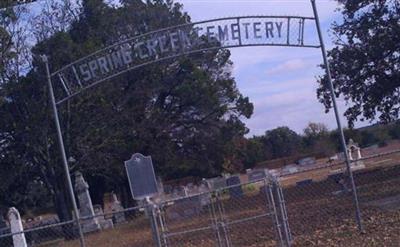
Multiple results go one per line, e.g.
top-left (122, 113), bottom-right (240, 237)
top-left (98, 219), bottom-right (113, 230)
top-left (81, 219), bottom-right (101, 233)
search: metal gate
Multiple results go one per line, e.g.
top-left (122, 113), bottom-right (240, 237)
top-left (154, 177), bottom-right (292, 247)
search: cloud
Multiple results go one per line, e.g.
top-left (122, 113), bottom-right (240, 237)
top-left (239, 76), bottom-right (353, 136)
top-left (178, 0), bottom-right (340, 22)
top-left (266, 59), bottom-right (307, 75)
top-left (240, 77), bottom-right (311, 96)
top-left (176, 0), bottom-right (363, 136)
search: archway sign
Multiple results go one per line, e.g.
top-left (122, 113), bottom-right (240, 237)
top-left (52, 15), bottom-right (318, 104)
top-left (42, 1), bottom-right (363, 246)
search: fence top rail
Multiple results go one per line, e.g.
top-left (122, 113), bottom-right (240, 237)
top-left (279, 149), bottom-right (400, 178)
top-left (159, 176), bottom-right (276, 205)
top-left (0, 219), bottom-right (76, 239)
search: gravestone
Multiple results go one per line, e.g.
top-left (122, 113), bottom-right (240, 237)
top-left (157, 177), bottom-right (164, 194)
top-left (297, 157), bottom-right (316, 166)
top-left (74, 172), bottom-right (101, 233)
top-left (125, 153), bottom-right (158, 200)
top-left (296, 179), bottom-right (313, 186)
top-left (163, 184), bottom-right (173, 195)
top-left (226, 176), bottom-right (243, 198)
top-left (282, 165), bottom-right (298, 174)
top-left (93, 205), bottom-right (114, 230)
top-left (198, 184), bottom-right (211, 206)
top-left (182, 185), bottom-right (189, 197)
top-left (206, 177), bottom-right (227, 190)
top-left (347, 139), bottom-right (362, 161)
top-left (248, 169), bottom-right (267, 182)
top-left (171, 187), bottom-right (183, 199)
top-left (110, 193), bottom-right (126, 224)
top-left (7, 207), bottom-right (27, 247)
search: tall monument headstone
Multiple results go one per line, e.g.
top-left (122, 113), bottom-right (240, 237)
top-left (74, 172), bottom-right (100, 233)
top-left (7, 207), bottom-right (27, 247)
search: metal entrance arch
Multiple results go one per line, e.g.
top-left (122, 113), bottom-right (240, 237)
top-left (51, 15), bottom-right (319, 104)
top-left (42, 1), bottom-right (363, 246)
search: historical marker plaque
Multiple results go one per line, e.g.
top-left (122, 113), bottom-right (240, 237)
top-left (125, 153), bottom-right (158, 200)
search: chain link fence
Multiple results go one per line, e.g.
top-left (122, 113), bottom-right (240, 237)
top-left (1, 149), bottom-right (400, 246)
top-left (281, 149), bottom-right (400, 246)
top-left (157, 178), bottom-right (291, 247)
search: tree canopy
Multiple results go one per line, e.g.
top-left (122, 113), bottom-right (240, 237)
top-left (0, 0), bottom-right (253, 217)
top-left (317, 0), bottom-right (400, 127)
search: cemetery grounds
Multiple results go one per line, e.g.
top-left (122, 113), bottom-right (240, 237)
top-left (1, 148), bottom-right (400, 247)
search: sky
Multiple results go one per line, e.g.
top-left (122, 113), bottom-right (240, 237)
top-left (176, 0), bottom-right (365, 136)
top-left (22, 0), bottom-right (368, 137)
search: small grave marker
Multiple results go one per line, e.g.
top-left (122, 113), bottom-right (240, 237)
top-left (296, 179), bottom-right (313, 186)
top-left (226, 176), bottom-right (243, 198)
top-left (110, 193), bottom-right (126, 224)
top-left (206, 177), bottom-right (227, 190)
top-left (8, 207), bottom-right (27, 247)
top-left (248, 169), bottom-right (267, 182)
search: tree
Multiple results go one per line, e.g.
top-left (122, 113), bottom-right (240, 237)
top-left (0, 0), bottom-right (253, 216)
top-left (388, 121), bottom-right (400, 139)
top-left (0, 6), bottom-right (54, 217)
top-left (261, 127), bottom-right (302, 159)
top-left (0, 1), bottom-right (38, 9)
top-left (317, 0), bottom-right (400, 127)
top-left (303, 122), bottom-right (329, 146)
top-left (241, 137), bottom-right (266, 169)
top-left (303, 122), bottom-right (335, 156)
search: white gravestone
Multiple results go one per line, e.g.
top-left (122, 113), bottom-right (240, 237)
top-left (7, 207), bottom-right (27, 247)
top-left (347, 139), bottom-right (362, 160)
top-left (74, 172), bottom-right (101, 233)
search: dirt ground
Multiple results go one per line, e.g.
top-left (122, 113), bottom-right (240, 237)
top-left (24, 156), bottom-right (400, 247)
top-left (42, 165), bottom-right (400, 247)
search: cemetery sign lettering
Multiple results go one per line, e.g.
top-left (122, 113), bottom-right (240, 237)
top-left (51, 16), bottom-right (318, 104)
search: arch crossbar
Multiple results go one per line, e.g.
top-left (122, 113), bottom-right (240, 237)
top-left (51, 15), bottom-right (319, 104)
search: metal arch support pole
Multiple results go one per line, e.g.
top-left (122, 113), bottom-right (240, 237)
top-left (145, 197), bottom-right (162, 247)
top-left (42, 55), bottom-right (86, 247)
top-left (310, 0), bottom-right (363, 232)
